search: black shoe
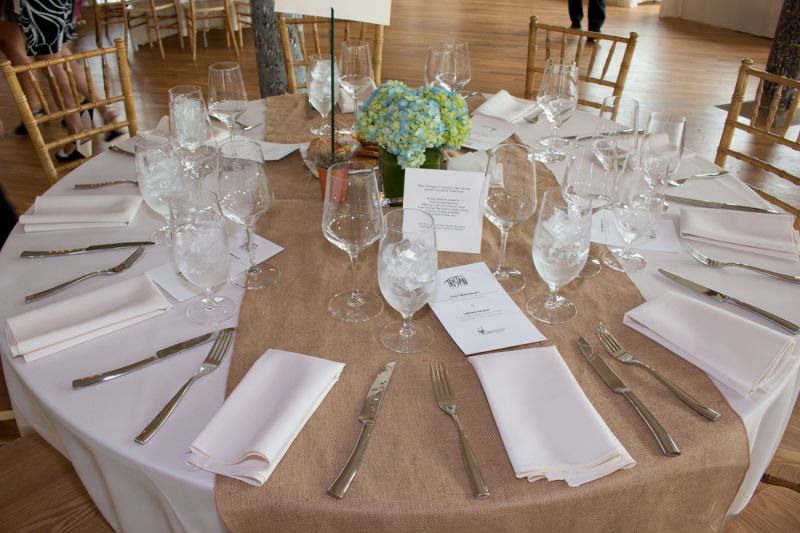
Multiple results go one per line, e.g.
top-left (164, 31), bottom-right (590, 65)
top-left (15, 109), bottom-right (45, 135)
top-left (105, 126), bottom-right (127, 142)
top-left (55, 145), bottom-right (87, 163)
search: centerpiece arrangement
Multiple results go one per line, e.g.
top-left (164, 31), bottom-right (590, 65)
top-left (356, 80), bottom-right (471, 201)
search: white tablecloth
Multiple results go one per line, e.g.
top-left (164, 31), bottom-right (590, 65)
top-left (1, 102), bottom-right (798, 532)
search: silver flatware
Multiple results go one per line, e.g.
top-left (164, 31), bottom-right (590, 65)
top-left (135, 328), bottom-right (236, 444)
top-left (577, 336), bottom-right (681, 456)
top-left (328, 361), bottom-right (396, 499)
top-left (659, 269), bottom-right (800, 334)
top-left (108, 144), bottom-right (135, 156)
top-left (686, 244), bottom-right (800, 284)
top-left (664, 194), bottom-right (779, 214)
top-left (430, 361), bottom-right (490, 499)
top-left (74, 180), bottom-right (139, 189)
top-left (72, 330), bottom-right (224, 389)
top-left (595, 323), bottom-right (721, 421)
top-left (238, 121), bottom-right (262, 132)
top-left (523, 106), bottom-right (543, 123)
top-left (24, 246), bottom-right (145, 303)
top-left (666, 170), bottom-right (729, 187)
top-left (21, 241), bottom-right (154, 258)
top-left (564, 128), bottom-right (645, 141)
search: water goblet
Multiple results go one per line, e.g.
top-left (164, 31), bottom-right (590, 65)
top-left (169, 85), bottom-right (217, 186)
top-left (640, 112), bottom-right (686, 187)
top-left (535, 60), bottom-right (578, 162)
top-left (378, 208), bottom-right (438, 353)
top-left (425, 44), bottom-right (456, 91)
top-left (308, 54), bottom-right (340, 136)
top-left (449, 40), bottom-right (471, 92)
top-left (207, 62), bottom-right (248, 142)
top-left (593, 95), bottom-right (640, 167)
top-left (338, 40), bottom-right (374, 123)
top-left (526, 188), bottom-right (592, 324)
top-left (134, 133), bottom-right (184, 244)
top-left (321, 160), bottom-right (384, 322)
top-left (482, 143), bottom-right (538, 294)
top-left (217, 139), bottom-right (279, 290)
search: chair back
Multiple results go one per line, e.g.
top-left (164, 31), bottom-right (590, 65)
top-left (716, 58), bottom-right (800, 228)
top-left (0, 38), bottom-right (137, 185)
top-left (277, 13), bottom-right (384, 94)
top-left (525, 16), bottom-right (638, 109)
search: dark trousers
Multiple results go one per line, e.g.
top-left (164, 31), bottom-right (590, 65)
top-left (0, 186), bottom-right (17, 246)
top-left (569, 0), bottom-right (606, 32)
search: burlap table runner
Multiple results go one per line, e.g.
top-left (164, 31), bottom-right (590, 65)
top-left (215, 95), bottom-right (749, 532)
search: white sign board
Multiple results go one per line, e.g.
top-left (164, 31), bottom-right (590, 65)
top-left (275, 0), bottom-right (392, 26)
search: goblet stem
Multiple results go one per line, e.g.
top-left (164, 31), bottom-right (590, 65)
top-left (548, 120), bottom-right (559, 157)
top-left (202, 287), bottom-right (219, 311)
top-left (400, 315), bottom-right (415, 338)
top-left (496, 228), bottom-right (510, 273)
top-left (228, 124), bottom-right (235, 142)
top-left (245, 226), bottom-right (261, 274)
top-left (347, 253), bottom-right (364, 307)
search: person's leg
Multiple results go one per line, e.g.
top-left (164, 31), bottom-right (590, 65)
top-left (568, 0), bottom-right (584, 29)
top-left (0, 20), bottom-right (44, 135)
top-left (588, 0), bottom-right (606, 32)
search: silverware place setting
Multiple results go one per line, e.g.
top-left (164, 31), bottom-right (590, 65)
top-left (666, 170), bottom-right (729, 187)
top-left (686, 244), bottom-right (800, 283)
top-left (20, 241), bottom-right (154, 258)
top-left (74, 179), bottom-right (139, 189)
top-left (664, 194), bottom-right (779, 214)
top-left (108, 144), bottom-right (135, 157)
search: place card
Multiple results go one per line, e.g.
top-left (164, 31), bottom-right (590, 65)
top-left (403, 168), bottom-right (486, 254)
top-left (430, 262), bottom-right (547, 355)
top-left (462, 114), bottom-right (517, 151)
top-left (147, 232), bottom-right (283, 301)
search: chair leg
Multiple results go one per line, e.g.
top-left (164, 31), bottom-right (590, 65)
top-left (224, 8), bottom-right (239, 56)
top-left (174, 1), bottom-right (184, 49)
top-left (191, 27), bottom-right (197, 62)
top-left (152, 10), bottom-right (165, 60)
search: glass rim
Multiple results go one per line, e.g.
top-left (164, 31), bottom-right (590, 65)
top-left (219, 138), bottom-right (264, 157)
top-left (168, 84), bottom-right (202, 96)
top-left (208, 61), bottom-right (241, 71)
top-left (327, 159), bottom-right (376, 174)
top-left (383, 207), bottom-right (435, 231)
top-left (648, 111), bottom-right (687, 124)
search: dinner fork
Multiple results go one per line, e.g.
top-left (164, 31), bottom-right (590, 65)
top-left (238, 121), bottom-right (262, 132)
top-left (24, 246), bottom-right (145, 303)
top-left (430, 361), bottom-right (489, 499)
top-left (666, 170), bottom-right (728, 187)
top-left (686, 244), bottom-right (800, 283)
top-left (595, 323), bottom-right (721, 421)
top-left (74, 179), bottom-right (139, 189)
top-left (135, 327), bottom-right (236, 444)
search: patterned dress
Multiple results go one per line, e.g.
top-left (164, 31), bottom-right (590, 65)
top-left (15, 0), bottom-right (78, 56)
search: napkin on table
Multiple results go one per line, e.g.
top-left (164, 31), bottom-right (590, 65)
top-left (469, 346), bottom-right (635, 487)
top-left (187, 349), bottom-right (345, 486)
top-left (19, 194), bottom-right (143, 232)
top-left (474, 90), bottom-right (538, 123)
top-left (624, 290), bottom-right (797, 397)
top-left (6, 275), bottom-right (172, 363)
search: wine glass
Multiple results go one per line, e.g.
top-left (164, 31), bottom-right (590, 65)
top-left (134, 133), bottom-right (184, 244)
top-left (449, 40), bottom-right (471, 92)
top-left (535, 60), bottom-right (578, 162)
top-left (640, 112), bottom-right (686, 187)
top-left (593, 96), bottom-right (640, 168)
top-left (378, 208), bottom-right (438, 353)
top-left (169, 85), bottom-right (217, 186)
top-left (217, 139), bottom-right (279, 290)
top-left (170, 189), bottom-right (236, 325)
top-left (527, 188), bottom-right (592, 324)
top-left (338, 40), bottom-right (374, 122)
top-left (482, 143), bottom-right (538, 294)
top-left (308, 54), bottom-right (340, 136)
top-left (425, 44), bottom-right (456, 90)
top-left (207, 62), bottom-right (248, 142)
top-left (321, 160), bottom-right (384, 322)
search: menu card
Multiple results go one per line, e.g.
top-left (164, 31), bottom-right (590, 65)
top-left (462, 114), bottom-right (516, 151)
top-left (430, 262), bottom-right (547, 355)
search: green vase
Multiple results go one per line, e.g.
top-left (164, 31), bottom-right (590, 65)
top-left (379, 147), bottom-right (445, 203)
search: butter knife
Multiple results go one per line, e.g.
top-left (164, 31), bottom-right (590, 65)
top-left (108, 144), bottom-right (135, 156)
top-left (72, 330), bottom-right (222, 389)
top-left (328, 361), bottom-right (396, 499)
top-left (658, 269), bottom-right (800, 334)
top-left (74, 180), bottom-right (139, 189)
top-left (664, 195), bottom-right (779, 214)
top-left (577, 337), bottom-right (681, 456)
top-left (21, 241), bottom-right (155, 258)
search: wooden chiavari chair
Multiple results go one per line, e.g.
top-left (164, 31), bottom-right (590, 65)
top-left (129, 0), bottom-right (184, 60)
top-left (0, 39), bottom-right (138, 185)
top-left (525, 15), bottom-right (638, 109)
top-left (232, 0), bottom-right (252, 49)
top-left (91, 0), bottom-right (144, 50)
top-left (716, 58), bottom-right (800, 229)
top-left (276, 13), bottom-right (384, 94)
top-left (183, 0), bottom-right (240, 63)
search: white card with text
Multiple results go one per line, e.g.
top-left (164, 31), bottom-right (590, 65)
top-left (430, 262), bottom-right (547, 355)
top-left (462, 114), bottom-right (517, 151)
top-left (403, 168), bottom-right (486, 254)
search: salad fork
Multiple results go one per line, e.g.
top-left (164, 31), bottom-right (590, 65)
top-left (24, 246), bottom-right (145, 303)
top-left (595, 323), bottom-right (720, 421)
top-left (666, 170), bottom-right (728, 187)
top-left (686, 244), bottom-right (800, 283)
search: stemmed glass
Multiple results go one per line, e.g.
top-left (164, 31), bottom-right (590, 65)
top-left (527, 188), bottom-right (592, 324)
top-left (482, 143), bottom-right (538, 294)
top-left (536, 60), bottom-right (578, 162)
top-left (217, 139), bottom-right (279, 290)
top-left (207, 62), bottom-right (248, 142)
top-left (449, 40), bottom-right (471, 92)
top-left (308, 54), bottom-right (340, 136)
top-left (169, 85), bottom-right (217, 187)
top-left (593, 96), bottom-right (640, 167)
top-left (640, 112), bottom-right (686, 187)
top-left (338, 40), bottom-right (374, 122)
top-left (134, 133), bottom-right (184, 244)
top-left (425, 41), bottom-right (470, 92)
top-left (170, 189), bottom-right (236, 325)
top-left (321, 160), bottom-right (384, 322)
top-left (378, 208), bottom-right (438, 353)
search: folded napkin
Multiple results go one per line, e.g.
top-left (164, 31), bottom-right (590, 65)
top-left (680, 208), bottom-right (800, 261)
top-left (187, 349), bottom-right (345, 486)
top-left (474, 90), bottom-right (538, 123)
top-left (469, 346), bottom-right (635, 487)
top-left (19, 194), bottom-right (143, 232)
top-left (446, 149), bottom-right (489, 173)
top-left (6, 275), bottom-right (171, 362)
top-left (624, 290), bottom-right (797, 397)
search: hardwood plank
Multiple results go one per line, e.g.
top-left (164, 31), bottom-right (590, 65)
top-left (728, 483), bottom-right (800, 533)
top-left (764, 400), bottom-right (800, 492)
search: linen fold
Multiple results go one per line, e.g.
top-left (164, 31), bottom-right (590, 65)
top-left (6, 275), bottom-right (172, 362)
top-left (624, 290), bottom-right (796, 397)
top-left (474, 90), bottom-right (538, 123)
top-left (19, 194), bottom-right (143, 232)
top-left (469, 346), bottom-right (635, 487)
top-left (187, 349), bottom-right (345, 486)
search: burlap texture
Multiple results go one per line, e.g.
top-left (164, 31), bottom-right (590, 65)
top-left (215, 95), bottom-right (749, 532)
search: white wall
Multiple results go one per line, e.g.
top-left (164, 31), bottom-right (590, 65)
top-left (659, 0), bottom-right (782, 38)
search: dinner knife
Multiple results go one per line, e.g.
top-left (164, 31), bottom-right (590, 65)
top-left (328, 361), bottom-right (396, 499)
top-left (563, 128), bottom-right (645, 141)
top-left (664, 195), bottom-right (779, 214)
top-left (658, 269), bottom-right (800, 334)
top-left (108, 144), bottom-right (135, 156)
top-left (21, 241), bottom-right (155, 258)
top-left (71, 330), bottom-right (222, 389)
top-left (577, 336), bottom-right (681, 456)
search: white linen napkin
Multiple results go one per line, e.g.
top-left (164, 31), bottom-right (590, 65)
top-left (19, 194), bottom-right (143, 232)
top-left (469, 346), bottom-right (635, 487)
top-left (187, 349), bottom-right (345, 486)
top-left (680, 208), bottom-right (800, 261)
top-left (474, 90), bottom-right (538, 123)
top-left (6, 275), bottom-right (172, 362)
top-left (624, 290), bottom-right (797, 397)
